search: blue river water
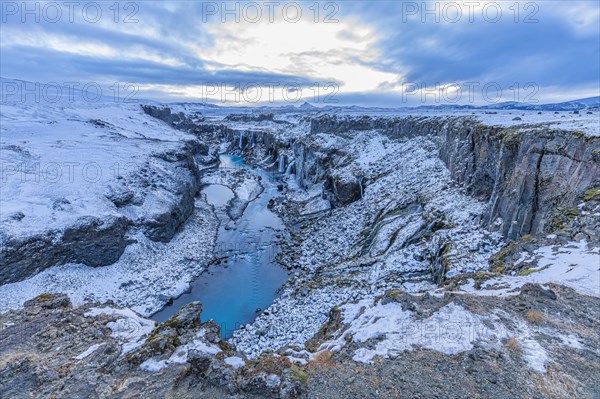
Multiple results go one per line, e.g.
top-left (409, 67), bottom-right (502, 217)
top-left (151, 155), bottom-right (289, 339)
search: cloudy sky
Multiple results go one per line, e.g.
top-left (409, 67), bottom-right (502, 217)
top-left (1, 1), bottom-right (599, 106)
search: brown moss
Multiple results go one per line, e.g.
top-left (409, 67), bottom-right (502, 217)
top-left (306, 350), bottom-right (336, 369)
top-left (505, 337), bottom-right (520, 351)
top-left (525, 310), bottom-right (545, 324)
top-left (32, 293), bottom-right (54, 302)
top-left (252, 354), bottom-right (292, 376)
top-left (305, 306), bottom-right (343, 352)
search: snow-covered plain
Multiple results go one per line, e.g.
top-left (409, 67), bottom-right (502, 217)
top-left (1, 96), bottom-right (193, 236)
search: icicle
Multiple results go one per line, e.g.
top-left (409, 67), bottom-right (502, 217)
top-left (238, 131), bottom-right (243, 149)
top-left (358, 176), bottom-right (364, 199)
top-left (278, 154), bottom-right (285, 173)
top-left (250, 131), bottom-right (255, 148)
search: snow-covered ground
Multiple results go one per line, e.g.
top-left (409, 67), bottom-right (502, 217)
top-left (0, 88), bottom-right (219, 315)
top-left (459, 240), bottom-right (600, 298)
top-left (0, 199), bottom-right (217, 315)
top-left (1, 97), bottom-right (193, 236)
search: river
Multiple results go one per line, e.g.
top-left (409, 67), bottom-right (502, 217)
top-left (151, 154), bottom-right (290, 339)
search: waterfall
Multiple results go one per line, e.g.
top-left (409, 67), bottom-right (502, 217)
top-left (358, 176), bottom-right (364, 199)
top-left (278, 154), bottom-right (285, 173)
top-left (238, 131), bottom-right (243, 149)
top-left (285, 158), bottom-right (295, 175)
top-left (250, 131), bottom-right (255, 148)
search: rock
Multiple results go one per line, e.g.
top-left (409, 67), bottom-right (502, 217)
top-left (0, 215), bottom-right (129, 284)
top-left (23, 293), bottom-right (72, 309)
top-left (331, 174), bottom-right (362, 206)
top-left (225, 113), bottom-right (275, 122)
top-left (519, 283), bottom-right (557, 300)
top-left (189, 349), bottom-right (213, 373)
top-left (438, 123), bottom-right (600, 240)
top-left (169, 302), bottom-right (203, 329)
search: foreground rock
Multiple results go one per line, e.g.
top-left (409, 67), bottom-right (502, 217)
top-left (2, 286), bottom-right (598, 398)
top-left (0, 294), bottom-right (307, 398)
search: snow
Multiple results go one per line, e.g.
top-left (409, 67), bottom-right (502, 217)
top-left (139, 329), bottom-right (222, 372)
top-left (84, 307), bottom-right (155, 354)
top-left (0, 199), bottom-right (218, 316)
top-left (0, 83), bottom-right (219, 316)
top-left (470, 109), bottom-right (600, 136)
top-left (321, 302), bottom-right (491, 363)
top-left (224, 356), bottom-right (246, 369)
top-left (0, 90), bottom-right (194, 237)
top-left (73, 343), bottom-right (105, 360)
top-left (520, 337), bottom-right (549, 374)
top-left (461, 240), bottom-right (600, 298)
top-left (318, 299), bottom-right (558, 373)
top-left (558, 333), bottom-right (584, 350)
top-left (139, 358), bottom-right (168, 372)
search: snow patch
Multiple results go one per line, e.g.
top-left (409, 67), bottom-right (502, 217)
top-left (224, 356), bottom-right (246, 369)
top-left (462, 240), bottom-right (600, 298)
top-left (84, 307), bottom-right (155, 354)
top-left (73, 343), bottom-right (105, 360)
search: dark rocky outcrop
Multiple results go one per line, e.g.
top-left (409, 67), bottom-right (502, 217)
top-left (225, 113), bottom-right (275, 122)
top-left (0, 216), bottom-right (129, 284)
top-left (141, 140), bottom-right (205, 242)
top-left (0, 295), bottom-right (305, 399)
top-left (141, 104), bottom-right (204, 130)
top-left (439, 125), bottom-right (600, 239)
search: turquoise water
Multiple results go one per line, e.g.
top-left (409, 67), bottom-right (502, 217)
top-left (151, 155), bottom-right (289, 339)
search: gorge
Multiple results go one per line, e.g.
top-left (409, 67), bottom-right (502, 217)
top-left (1, 98), bottom-right (599, 398)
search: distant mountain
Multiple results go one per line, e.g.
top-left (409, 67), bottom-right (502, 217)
top-left (299, 101), bottom-right (317, 109)
top-left (480, 97), bottom-right (600, 111)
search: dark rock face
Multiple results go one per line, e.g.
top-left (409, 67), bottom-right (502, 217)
top-left (519, 283), bottom-right (557, 300)
top-left (439, 125), bottom-right (600, 239)
top-left (225, 113), bottom-right (275, 122)
top-left (23, 293), bottom-right (72, 309)
top-left (141, 104), bottom-right (204, 130)
top-left (141, 141), bottom-right (203, 242)
top-left (0, 215), bottom-right (129, 284)
top-left (330, 175), bottom-right (362, 206)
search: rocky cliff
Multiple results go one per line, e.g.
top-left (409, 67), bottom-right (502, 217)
top-left (308, 115), bottom-right (600, 241)
top-left (1, 124), bottom-right (207, 285)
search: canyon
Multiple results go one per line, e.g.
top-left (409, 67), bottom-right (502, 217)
top-left (1, 97), bottom-right (599, 398)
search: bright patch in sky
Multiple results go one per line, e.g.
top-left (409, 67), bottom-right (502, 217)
top-left (201, 18), bottom-right (400, 94)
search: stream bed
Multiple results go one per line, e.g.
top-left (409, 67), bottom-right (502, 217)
top-left (151, 155), bottom-right (290, 339)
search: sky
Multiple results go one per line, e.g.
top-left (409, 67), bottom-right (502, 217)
top-left (1, 0), bottom-right (599, 107)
